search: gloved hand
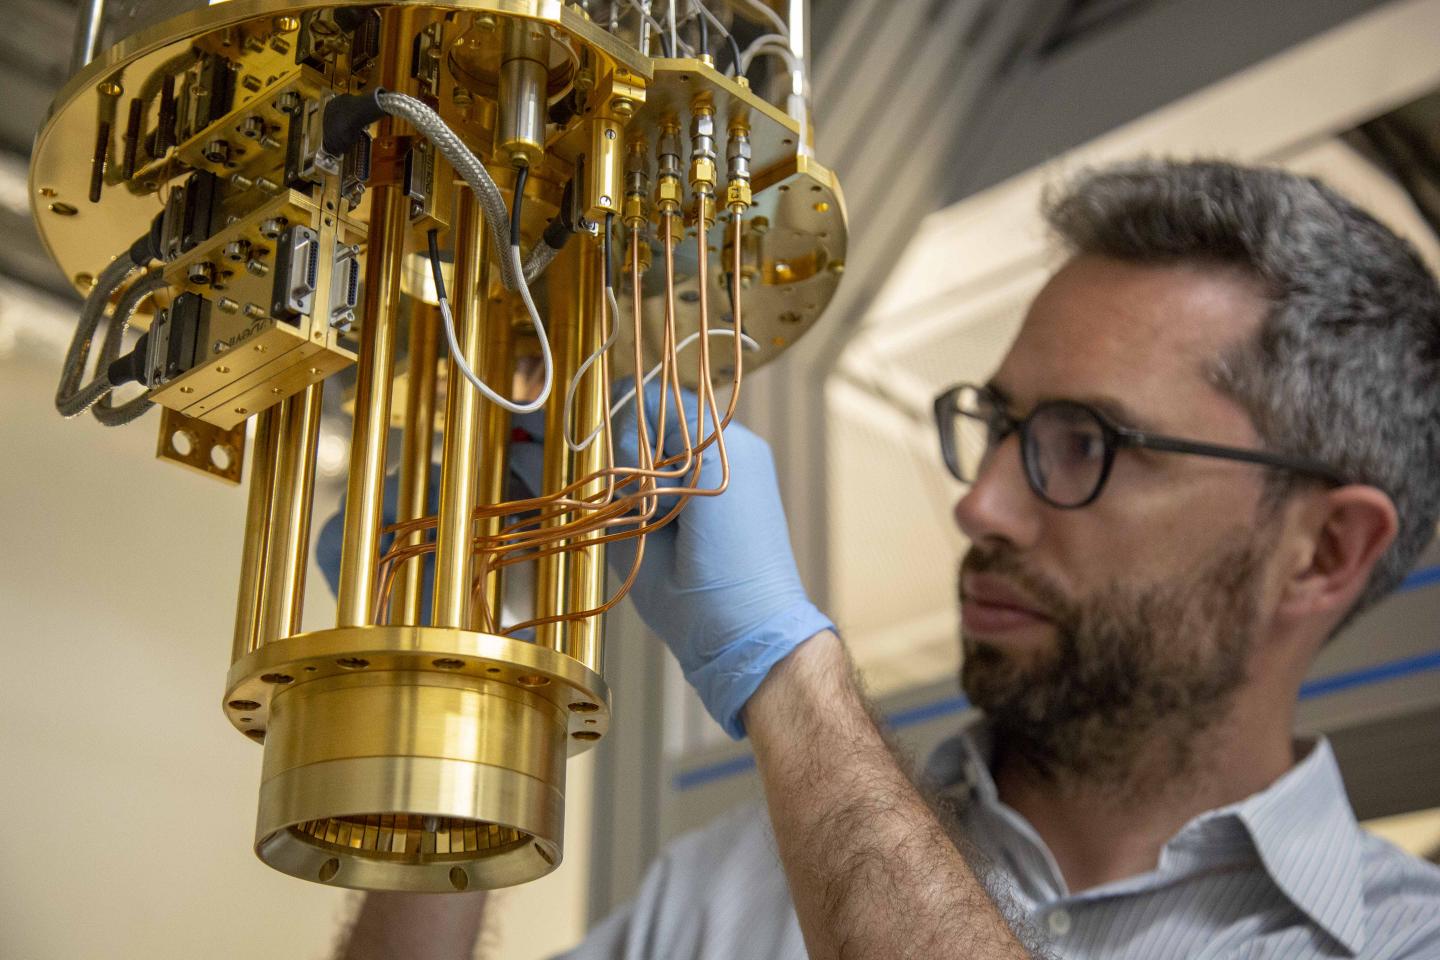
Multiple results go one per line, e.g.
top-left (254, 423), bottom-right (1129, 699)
top-left (517, 381), bottom-right (834, 739)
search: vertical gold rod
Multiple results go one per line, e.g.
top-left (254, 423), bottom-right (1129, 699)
top-left (566, 234), bottom-right (608, 672)
top-left (392, 303), bottom-right (440, 625)
top-left (335, 11), bottom-right (413, 627)
top-left (232, 409), bottom-right (280, 665)
top-left (432, 191), bottom-right (490, 629)
top-left (534, 238), bottom-right (586, 651)
top-left (335, 185), bottom-right (407, 627)
top-left (475, 281), bottom-right (514, 630)
top-left (259, 382), bottom-right (324, 641)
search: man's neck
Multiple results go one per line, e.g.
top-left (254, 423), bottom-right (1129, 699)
top-left (990, 701), bottom-right (1296, 894)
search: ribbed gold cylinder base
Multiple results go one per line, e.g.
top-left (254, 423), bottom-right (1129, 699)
top-left (225, 626), bottom-right (609, 891)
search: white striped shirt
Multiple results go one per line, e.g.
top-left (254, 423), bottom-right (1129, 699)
top-left (559, 728), bottom-right (1440, 959)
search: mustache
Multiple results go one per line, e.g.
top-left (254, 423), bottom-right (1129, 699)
top-left (959, 546), bottom-right (1075, 623)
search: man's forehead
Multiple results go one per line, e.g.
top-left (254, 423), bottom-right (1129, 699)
top-left (988, 255), bottom-right (1267, 422)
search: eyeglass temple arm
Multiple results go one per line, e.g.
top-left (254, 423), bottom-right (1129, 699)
top-left (1114, 428), bottom-right (1348, 485)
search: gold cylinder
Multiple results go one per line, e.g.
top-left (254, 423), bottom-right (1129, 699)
top-left (534, 238), bottom-right (583, 651)
top-left (259, 382), bottom-right (324, 642)
top-left (432, 191), bottom-right (490, 629)
top-left (565, 234), bottom-right (608, 673)
top-left (496, 18), bottom-right (549, 167)
top-left (392, 303), bottom-right (440, 626)
top-left (335, 185), bottom-right (407, 627)
top-left (232, 407), bottom-right (280, 665)
top-left (335, 7), bottom-right (414, 628)
top-left (475, 283), bottom-right (514, 629)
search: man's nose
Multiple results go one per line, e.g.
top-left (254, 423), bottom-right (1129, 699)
top-left (952, 434), bottom-right (1042, 548)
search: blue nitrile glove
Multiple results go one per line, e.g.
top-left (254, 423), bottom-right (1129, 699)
top-left (513, 380), bottom-right (834, 739)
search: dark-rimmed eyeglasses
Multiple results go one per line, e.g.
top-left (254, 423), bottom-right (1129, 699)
top-left (933, 383), bottom-right (1348, 509)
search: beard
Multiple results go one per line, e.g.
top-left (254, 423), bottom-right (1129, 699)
top-left (959, 531), bottom-right (1272, 786)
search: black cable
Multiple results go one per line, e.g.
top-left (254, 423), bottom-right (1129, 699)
top-left (426, 228), bottom-right (449, 304)
top-left (511, 163), bottom-right (529, 249)
top-left (696, 3), bottom-right (710, 59)
top-left (660, 32), bottom-right (673, 58)
top-left (726, 32), bottom-right (742, 76)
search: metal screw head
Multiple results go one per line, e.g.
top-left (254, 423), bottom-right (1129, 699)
top-left (223, 239), bottom-right (251, 262)
top-left (243, 303), bottom-right (267, 320)
top-left (202, 139), bottom-right (230, 163)
top-left (238, 116), bottom-right (265, 140)
top-left (245, 258), bottom-right (270, 277)
top-left (217, 297), bottom-right (239, 313)
top-left (276, 91), bottom-right (302, 115)
top-left (186, 261), bottom-right (215, 285)
top-left (258, 217), bottom-right (286, 239)
top-left (604, 127), bottom-right (617, 140)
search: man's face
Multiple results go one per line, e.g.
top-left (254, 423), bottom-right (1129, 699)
top-left (954, 254), bottom-right (1283, 777)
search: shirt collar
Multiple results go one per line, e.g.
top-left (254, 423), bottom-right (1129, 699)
top-left (1225, 737), bottom-right (1368, 955)
top-left (925, 725), bottom-right (1369, 955)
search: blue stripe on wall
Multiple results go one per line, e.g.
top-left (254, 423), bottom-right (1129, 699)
top-left (672, 563), bottom-right (1440, 792)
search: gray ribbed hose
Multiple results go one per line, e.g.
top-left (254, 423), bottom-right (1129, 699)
top-left (55, 253), bottom-right (138, 418)
top-left (91, 271), bottom-right (167, 426)
top-left (374, 91), bottom-right (524, 290)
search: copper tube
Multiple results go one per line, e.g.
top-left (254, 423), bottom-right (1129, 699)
top-left (259, 381), bottom-right (324, 641)
top-left (232, 406), bottom-right (280, 665)
top-left (431, 190), bottom-right (490, 629)
top-left (392, 302), bottom-right (440, 625)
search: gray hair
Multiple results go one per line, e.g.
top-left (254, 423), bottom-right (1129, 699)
top-left (1042, 158), bottom-right (1440, 619)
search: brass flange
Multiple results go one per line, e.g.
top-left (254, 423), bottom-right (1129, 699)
top-left (225, 626), bottom-right (609, 891)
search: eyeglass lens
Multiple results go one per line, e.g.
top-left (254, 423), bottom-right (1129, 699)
top-left (946, 389), bottom-right (1111, 507)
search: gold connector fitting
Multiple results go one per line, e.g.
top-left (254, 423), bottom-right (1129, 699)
top-left (623, 193), bottom-right (647, 227)
top-left (691, 193), bottom-right (716, 230)
top-left (726, 180), bottom-right (752, 211)
top-left (656, 177), bottom-right (683, 214)
top-left (689, 156), bottom-right (717, 191)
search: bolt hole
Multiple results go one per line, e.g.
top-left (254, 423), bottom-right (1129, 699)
top-left (572, 731), bottom-right (601, 741)
top-left (433, 658), bottom-right (465, 670)
top-left (228, 699), bottom-right (261, 711)
top-left (260, 672), bottom-right (294, 684)
top-left (97, 80), bottom-right (123, 97)
top-left (337, 657), bottom-right (370, 669)
top-left (245, 729), bottom-right (266, 742)
top-left (568, 701), bottom-right (600, 713)
top-left (534, 842), bottom-right (555, 865)
top-left (449, 866), bottom-right (469, 891)
top-left (516, 674), bottom-right (549, 687)
top-left (170, 430), bottom-right (196, 456)
top-left (304, 666), bottom-right (318, 672)
top-left (238, 716), bottom-right (252, 723)
top-left (813, 201), bottom-right (829, 213)
top-left (49, 202), bottom-right (78, 216)
top-left (584, 718), bottom-right (598, 725)
top-left (210, 444), bottom-right (234, 471)
top-left (38, 186), bottom-right (57, 198)
top-left (485, 667), bottom-right (501, 674)
top-left (678, 290), bottom-right (700, 303)
top-left (318, 858), bottom-right (340, 882)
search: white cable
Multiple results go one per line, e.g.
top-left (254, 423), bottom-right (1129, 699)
top-left (601, 328), bottom-right (760, 446)
top-left (436, 244), bottom-right (554, 415)
top-left (739, 36), bottom-right (800, 75)
top-left (668, 0), bottom-right (679, 61)
top-left (564, 286), bottom-right (625, 452)
top-left (626, 0), bottom-right (695, 55)
top-left (731, 0), bottom-right (788, 37)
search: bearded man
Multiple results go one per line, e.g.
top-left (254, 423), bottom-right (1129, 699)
top-left (339, 159), bottom-right (1440, 959)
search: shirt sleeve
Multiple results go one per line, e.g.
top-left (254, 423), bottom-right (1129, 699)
top-left (551, 802), bottom-right (805, 960)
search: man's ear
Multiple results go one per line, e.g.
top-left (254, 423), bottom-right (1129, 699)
top-left (1276, 485), bottom-right (1398, 624)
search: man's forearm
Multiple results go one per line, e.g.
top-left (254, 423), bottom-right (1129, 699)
top-left (745, 631), bottom-right (1029, 960)
top-left (336, 890), bottom-right (487, 960)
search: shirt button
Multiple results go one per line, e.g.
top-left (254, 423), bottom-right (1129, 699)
top-left (1047, 909), bottom-right (1073, 937)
